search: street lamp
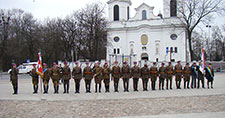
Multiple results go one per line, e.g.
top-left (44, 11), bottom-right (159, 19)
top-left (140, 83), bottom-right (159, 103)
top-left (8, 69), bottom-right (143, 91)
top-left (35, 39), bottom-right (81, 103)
top-left (206, 25), bottom-right (211, 61)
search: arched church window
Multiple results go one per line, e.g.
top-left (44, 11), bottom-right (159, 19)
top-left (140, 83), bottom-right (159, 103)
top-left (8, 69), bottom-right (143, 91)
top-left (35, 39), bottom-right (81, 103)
top-left (156, 44), bottom-right (159, 55)
top-left (170, 0), bottom-right (177, 17)
top-left (114, 5), bottom-right (119, 21)
top-left (142, 10), bottom-right (147, 20)
top-left (141, 34), bottom-right (148, 45)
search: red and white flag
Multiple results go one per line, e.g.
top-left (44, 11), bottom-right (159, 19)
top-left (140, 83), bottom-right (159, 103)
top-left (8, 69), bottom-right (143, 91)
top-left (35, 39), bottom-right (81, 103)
top-left (199, 48), bottom-right (205, 73)
top-left (37, 52), bottom-right (43, 78)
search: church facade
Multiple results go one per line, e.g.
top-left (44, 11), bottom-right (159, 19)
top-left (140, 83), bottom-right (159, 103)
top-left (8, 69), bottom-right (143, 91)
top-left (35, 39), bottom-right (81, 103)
top-left (106, 0), bottom-right (190, 65)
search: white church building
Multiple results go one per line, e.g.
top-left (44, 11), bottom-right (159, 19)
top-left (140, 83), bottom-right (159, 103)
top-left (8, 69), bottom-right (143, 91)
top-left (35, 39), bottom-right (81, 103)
top-left (106, 0), bottom-right (190, 65)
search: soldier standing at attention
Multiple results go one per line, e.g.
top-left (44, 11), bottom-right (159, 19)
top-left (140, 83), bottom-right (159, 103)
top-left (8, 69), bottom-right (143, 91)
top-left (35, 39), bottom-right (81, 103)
top-left (83, 62), bottom-right (93, 93)
top-left (111, 61), bottom-right (120, 92)
top-left (166, 62), bottom-right (173, 90)
top-left (191, 62), bottom-right (198, 89)
top-left (94, 62), bottom-right (102, 93)
top-left (174, 61), bottom-right (183, 89)
top-left (158, 63), bottom-right (166, 90)
top-left (10, 64), bottom-right (19, 95)
top-left (102, 62), bottom-right (111, 92)
top-left (51, 62), bottom-right (60, 94)
top-left (43, 63), bottom-right (50, 94)
top-left (29, 64), bottom-right (39, 94)
top-left (62, 61), bottom-right (71, 93)
top-left (131, 62), bottom-right (140, 91)
top-left (141, 63), bottom-right (149, 91)
top-left (197, 61), bottom-right (205, 89)
top-left (72, 61), bottom-right (82, 93)
top-left (183, 63), bottom-right (191, 89)
top-left (150, 62), bottom-right (158, 90)
top-left (205, 63), bottom-right (214, 89)
top-left (121, 62), bottom-right (130, 92)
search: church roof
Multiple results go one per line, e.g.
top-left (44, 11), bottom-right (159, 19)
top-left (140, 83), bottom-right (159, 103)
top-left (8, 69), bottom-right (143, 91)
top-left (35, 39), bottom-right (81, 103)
top-left (135, 3), bottom-right (154, 11)
top-left (107, 0), bottom-right (132, 5)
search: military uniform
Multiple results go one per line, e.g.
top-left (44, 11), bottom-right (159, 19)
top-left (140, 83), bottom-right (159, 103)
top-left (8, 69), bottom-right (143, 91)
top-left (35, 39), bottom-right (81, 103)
top-left (131, 65), bottom-right (140, 91)
top-left (174, 63), bottom-right (183, 89)
top-left (150, 65), bottom-right (158, 90)
top-left (112, 65), bottom-right (121, 92)
top-left (51, 67), bottom-right (60, 93)
top-left (72, 66), bottom-right (82, 93)
top-left (10, 67), bottom-right (19, 94)
top-left (94, 65), bottom-right (102, 92)
top-left (102, 65), bottom-right (111, 92)
top-left (205, 65), bottom-right (214, 89)
top-left (83, 66), bottom-right (93, 93)
top-left (183, 64), bottom-right (191, 89)
top-left (141, 65), bottom-right (149, 91)
top-left (166, 64), bottom-right (173, 89)
top-left (158, 65), bottom-right (166, 90)
top-left (62, 66), bottom-right (71, 93)
top-left (122, 64), bottom-right (130, 92)
top-left (30, 68), bottom-right (39, 93)
top-left (43, 67), bottom-right (50, 93)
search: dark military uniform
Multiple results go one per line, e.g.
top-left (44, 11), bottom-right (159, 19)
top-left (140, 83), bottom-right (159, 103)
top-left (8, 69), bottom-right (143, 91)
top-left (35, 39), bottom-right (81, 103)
top-left (29, 68), bottom-right (39, 93)
top-left (121, 65), bottom-right (130, 92)
top-left (51, 67), bottom-right (60, 93)
top-left (174, 64), bottom-right (183, 89)
top-left (83, 66), bottom-right (93, 93)
top-left (158, 66), bottom-right (166, 90)
top-left (150, 66), bottom-right (158, 90)
top-left (43, 68), bottom-right (50, 93)
top-left (62, 66), bottom-right (71, 93)
top-left (183, 65), bottom-right (191, 89)
top-left (141, 66), bottom-right (149, 91)
top-left (112, 66), bottom-right (121, 92)
top-left (102, 66), bottom-right (111, 92)
top-left (94, 66), bottom-right (102, 92)
top-left (73, 66), bottom-right (82, 93)
top-left (10, 68), bottom-right (19, 94)
top-left (166, 64), bottom-right (173, 89)
top-left (131, 65), bottom-right (140, 91)
top-left (205, 66), bottom-right (214, 88)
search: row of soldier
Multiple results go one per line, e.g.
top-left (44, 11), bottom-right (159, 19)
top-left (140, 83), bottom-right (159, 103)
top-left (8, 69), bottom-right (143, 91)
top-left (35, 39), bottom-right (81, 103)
top-left (9, 60), bottom-right (215, 94)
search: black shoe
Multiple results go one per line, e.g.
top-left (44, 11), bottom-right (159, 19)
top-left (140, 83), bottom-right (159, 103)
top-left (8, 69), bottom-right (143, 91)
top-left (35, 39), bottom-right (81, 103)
top-left (208, 87), bottom-right (210, 89)
top-left (162, 88), bottom-right (164, 90)
top-left (187, 87), bottom-right (190, 89)
top-left (211, 87), bottom-right (213, 89)
top-left (63, 91), bottom-right (66, 94)
top-left (170, 88), bottom-right (172, 90)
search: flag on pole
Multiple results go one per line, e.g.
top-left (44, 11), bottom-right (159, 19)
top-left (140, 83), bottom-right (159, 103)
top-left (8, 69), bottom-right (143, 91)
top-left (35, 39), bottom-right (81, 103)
top-left (199, 48), bottom-right (205, 73)
top-left (37, 52), bottom-right (44, 78)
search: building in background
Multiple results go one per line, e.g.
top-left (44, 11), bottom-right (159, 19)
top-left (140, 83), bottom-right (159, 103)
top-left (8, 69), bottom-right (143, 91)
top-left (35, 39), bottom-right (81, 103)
top-left (106, 0), bottom-right (190, 66)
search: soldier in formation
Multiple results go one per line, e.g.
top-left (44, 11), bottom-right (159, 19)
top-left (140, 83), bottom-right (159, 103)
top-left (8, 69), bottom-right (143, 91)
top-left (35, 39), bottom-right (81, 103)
top-left (158, 63), bottom-right (166, 90)
top-left (29, 64), bottom-right (39, 94)
top-left (166, 62), bottom-right (173, 90)
top-left (62, 61), bottom-right (71, 93)
top-left (43, 63), bottom-right (50, 93)
top-left (174, 61), bottom-right (182, 89)
top-left (94, 62), bottom-right (102, 93)
top-left (121, 62), bottom-right (130, 92)
top-left (131, 62), bottom-right (140, 91)
top-left (141, 63), bottom-right (149, 91)
top-left (72, 61), bottom-right (82, 93)
top-left (183, 63), bottom-right (191, 89)
top-left (111, 61), bottom-right (120, 92)
top-left (10, 64), bottom-right (19, 95)
top-left (150, 62), bottom-right (158, 90)
top-left (83, 62), bottom-right (93, 93)
top-left (51, 62), bottom-right (60, 93)
top-left (102, 62), bottom-right (111, 92)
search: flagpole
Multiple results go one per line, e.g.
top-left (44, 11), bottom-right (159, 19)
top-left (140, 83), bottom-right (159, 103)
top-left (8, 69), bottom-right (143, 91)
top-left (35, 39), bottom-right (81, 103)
top-left (40, 76), bottom-right (42, 93)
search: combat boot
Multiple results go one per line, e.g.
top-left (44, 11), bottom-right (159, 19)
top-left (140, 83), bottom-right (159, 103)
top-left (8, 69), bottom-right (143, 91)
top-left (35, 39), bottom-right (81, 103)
top-left (99, 84), bottom-right (101, 93)
top-left (67, 84), bottom-right (70, 93)
top-left (63, 84), bottom-right (66, 94)
top-left (95, 84), bottom-right (97, 93)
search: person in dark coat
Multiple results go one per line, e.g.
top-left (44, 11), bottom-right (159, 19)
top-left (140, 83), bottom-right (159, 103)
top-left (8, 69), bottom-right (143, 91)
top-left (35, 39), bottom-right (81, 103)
top-left (191, 62), bottom-right (198, 89)
top-left (205, 63), bottom-right (214, 89)
top-left (197, 61), bottom-right (205, 89)
top-left (9, 64), bottom-right (19, 95)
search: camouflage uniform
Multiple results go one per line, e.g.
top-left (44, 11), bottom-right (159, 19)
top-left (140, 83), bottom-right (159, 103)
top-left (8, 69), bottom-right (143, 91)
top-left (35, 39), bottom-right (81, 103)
top-left (29, 68), bottom-right (39, 93)
top-left (150, 65), bottom-right (158, 90)
top-left (158, 65), bottom-right (166, 90)
top-left (166, 64), bottom-right (173, 89)
top-left (112, 65), bottom-right (121, 92)
top-left (83, 66), bottom-right (93, 93)
top-left (73, 66), bottom-right (82, 93)
top-left (102, 66), bottom-right (111, 92)
top-left (10, 68), bottom-right (19, 94)
top-left (121, 64), bottom-right (130, 92)
top-left (174, 64), bottom-right (183, 89)
top-left (131, 65), bottom-right (140, 91)
top-left (183, 65), bottom-right (191, 89)
top-left (62, 66), bottom-right (71, 93)
top-left (141, 65), bottom-right (149, 91)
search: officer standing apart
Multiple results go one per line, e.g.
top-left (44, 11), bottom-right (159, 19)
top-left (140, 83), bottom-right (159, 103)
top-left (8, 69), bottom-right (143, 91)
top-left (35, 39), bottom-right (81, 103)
top-left (131, 62), bottom-right (140, 91)
top-left (9, 64), bottom-right (19, 95)
top-left (30, 64), bottom-right (39, 94)
top-left (51, 62), bottom-right (60, 93)
top-left (158, 63), bottom-right (166, 90)
top-left (183, 63), bottom-right (191, 89)
top-left (83, 62), bottom-right (93, 93)
top-left (141, 63), bottom-right (149, 91)
top-left (191, 62), bottom-right (198, 89)
top-left (111, 61), bottom-right (121, 92)
top-left (174, 61), bottom-right (183, 89)
top-left (197, 61), bottom-right (205, 89)
top-left (43, 63), bottom-right (50, 94)
top-left (94, 62), bottom-right (102, 93)
top-left (166, 62), bottom-right (173, 90)
top-left (102, 62), bottom-right (111, 92)
top-left (72, 61), bottom-right (82, 93)
top-left (150, 62), bottom-right (158, 90)
top-left (205, 63), bottom-right (214, 89)
top-left (121, 62), bottom-right (130, 92)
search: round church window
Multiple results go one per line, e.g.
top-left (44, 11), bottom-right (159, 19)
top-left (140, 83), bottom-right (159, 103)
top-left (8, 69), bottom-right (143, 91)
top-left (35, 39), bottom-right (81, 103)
top-left (114, 37), bottom-right (120, 42)
top-left (170, 34), bottom-right (178, 40)
top-left (141, 34), bottom-right (148, 45)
